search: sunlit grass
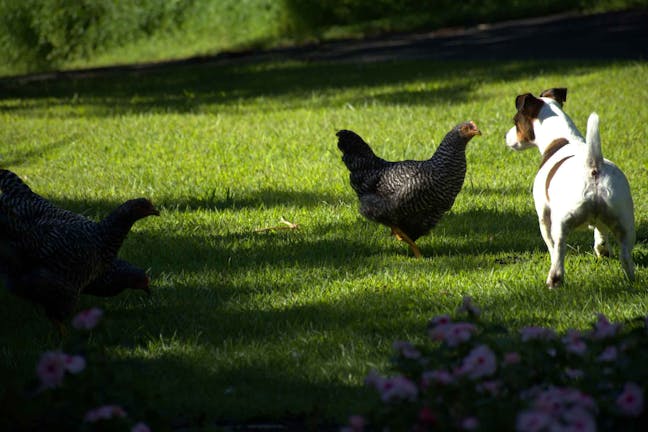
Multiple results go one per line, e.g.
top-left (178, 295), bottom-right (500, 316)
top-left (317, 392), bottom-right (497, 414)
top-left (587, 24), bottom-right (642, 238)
top-left (1, 59), bottom-right (647, 426)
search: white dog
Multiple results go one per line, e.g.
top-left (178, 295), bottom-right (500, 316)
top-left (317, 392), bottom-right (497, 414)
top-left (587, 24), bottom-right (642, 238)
top-left (505, 88), bottom-right (635, 287)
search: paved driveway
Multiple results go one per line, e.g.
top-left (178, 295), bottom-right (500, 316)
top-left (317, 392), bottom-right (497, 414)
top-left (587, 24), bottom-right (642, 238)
top-left (286, 9), bottom-right (648, 62)
top-left (4, 9), bottom-right (647, 83)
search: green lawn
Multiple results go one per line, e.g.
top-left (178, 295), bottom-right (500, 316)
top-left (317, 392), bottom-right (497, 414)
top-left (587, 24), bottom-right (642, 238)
top-left (1, 59), bottom-right (647, 428)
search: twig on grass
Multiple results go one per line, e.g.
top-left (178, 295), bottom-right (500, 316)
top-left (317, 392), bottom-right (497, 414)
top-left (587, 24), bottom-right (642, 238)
top-left (253, 217), bottom-right (300, 233)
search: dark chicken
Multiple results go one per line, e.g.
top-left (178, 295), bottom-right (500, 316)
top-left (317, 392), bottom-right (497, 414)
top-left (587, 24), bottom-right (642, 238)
top-left (337, 122), bottom-right (481, 257)
top-left (0, 168), bottom-right (158, 325)
top-left (83, 259), bottom-right (150, 297)
top-left (0, 169), bottom-right (150, 297)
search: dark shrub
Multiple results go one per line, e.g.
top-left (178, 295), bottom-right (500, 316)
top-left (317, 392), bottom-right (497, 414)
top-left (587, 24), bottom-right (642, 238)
top-left (0, 0), bottom-right (195, 70)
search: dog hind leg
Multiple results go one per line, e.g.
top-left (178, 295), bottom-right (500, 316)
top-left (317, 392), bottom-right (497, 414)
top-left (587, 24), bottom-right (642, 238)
top-left (593, 228), bottom-right (610, 258)
top-left (547, 222), bottom-right (567, 288)
top-left (617, 230), bottom-right (635, 281)
top-left (539, 207), bottom-right (554, 261)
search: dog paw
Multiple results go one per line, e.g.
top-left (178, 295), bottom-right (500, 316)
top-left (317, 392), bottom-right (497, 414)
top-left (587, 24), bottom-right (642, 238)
top-left (594, 244), bottom-right (610, 258)
top-left (546, 272), bottom-right (562, 288)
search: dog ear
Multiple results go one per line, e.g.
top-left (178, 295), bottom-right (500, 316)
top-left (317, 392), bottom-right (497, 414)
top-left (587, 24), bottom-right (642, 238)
top-left (515, 93), bottom-right (544, 117)
top-left (539, 88), bottom-right (567, 106)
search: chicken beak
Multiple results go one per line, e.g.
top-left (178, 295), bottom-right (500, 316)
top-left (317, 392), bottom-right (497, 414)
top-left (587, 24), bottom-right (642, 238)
top-left (470, 121), bottom-right (482, 136)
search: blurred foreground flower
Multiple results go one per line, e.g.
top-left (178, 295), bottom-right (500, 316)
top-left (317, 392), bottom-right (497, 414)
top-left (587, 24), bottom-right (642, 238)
top-left (616, 382), bottom-right (644, 417)
top-left (591, 313), bottom-right (620, 339)
top-left (36, 351), bottom-right (66, 389)
top-left (456, 344), bottom-right (497, 379)
top-left (131, 421), bottom-right (152, 432)
top-left (457, 295), bottom-right (481, 317)
top-left (349, 298), bottom-right (648, 431)
top-left (36, 351), bottom-right (85, 389)
top-left (366, 371), bottom-right (418, 403)
top-left (84, 404), bottom-right (127, 422)
top-left (72, 307), bottom-right (104, 330)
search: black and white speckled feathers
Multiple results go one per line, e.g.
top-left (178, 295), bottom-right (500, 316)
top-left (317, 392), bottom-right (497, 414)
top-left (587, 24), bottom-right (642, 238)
top-left (0, 169), bottom-right (158, 321)
top-left (337, 122), bottom-right (480, 243)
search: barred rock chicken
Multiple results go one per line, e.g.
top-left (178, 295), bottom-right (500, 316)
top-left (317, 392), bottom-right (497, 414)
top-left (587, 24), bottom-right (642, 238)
top-left (0, 168), bottom-right (158, 325)
top-left (337, 122), bottom-right (481, 257)
top-left (0, 170), bottom-right (150, 298)
top-left (0, 238), bottom-right (149, 298)
top-left (83, 258), bottom-right (150, 297)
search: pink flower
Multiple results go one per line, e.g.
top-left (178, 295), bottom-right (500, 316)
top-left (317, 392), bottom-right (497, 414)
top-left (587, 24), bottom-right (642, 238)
top-left (520, 326), bottom-right (556, 342)
top-left (365, 371), bottom-right (418, 403)
top-left (35, 351), bottom-right (86, 389)
top-left (377, 375), bottom-right (418, 403)
top-left (515, 410), bottom-right (552, 432)
top-left (591, 313), bottom-right (620, 339)
top-left (562, 329), bottom-right (587, 355)
top-left (616, 382), bottom-right (644, 417)
top-left (72, 307), bottom-right (104, 330)
top-left (564, 368), bottom-right (584, 380)
top-left (503, 351), bottom-right (521, 365)
top-left (562, 407), bottom-right (596, 432)
top-left (531, 387), bottom-right (596, 414)
top-left (392, 340), bottom-right (421, 359)
top-left (534, 388), bottom-right (561, 412)
top-left (63, 354), bottom-right (86, 374)
top-left (457, 344), bottom-right (496, 379)
top-left (84, 404), bottom-right (127, 422)
top-left (429, 314), bottom-right (451, 327)
top-left (422, 369), bottom-right (454, 387)
top-left (131, 422), bottom-right (151, 432)
top-left (457, 296), bottom-right (481, 316)
top-left (562, 389), bottom-right (596, 411)
top-left (430, 322), bottom-right (477, 347)
top-left (36, 351), bottom-right (66, 389)
top-left (364, 370), bottom-right (383, 388)
top-left (479, 380), bottom-right (500, 396)
top-left (461, 416), bottom-right (479, 430)
top-left (597, 346), bottom-right (618, 362)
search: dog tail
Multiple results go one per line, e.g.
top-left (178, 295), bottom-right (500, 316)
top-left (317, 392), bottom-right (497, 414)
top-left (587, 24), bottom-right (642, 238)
top-left (585, 112), bottom-right (603, 175)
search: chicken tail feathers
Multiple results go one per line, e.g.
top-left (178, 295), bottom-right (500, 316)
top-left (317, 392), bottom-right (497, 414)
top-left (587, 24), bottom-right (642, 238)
top-left (0, 169), bottom-right (32, 197)
top-left (336, 130), bottom-right (386, 172)
top-left (337, 130), bottom-right (375, 155)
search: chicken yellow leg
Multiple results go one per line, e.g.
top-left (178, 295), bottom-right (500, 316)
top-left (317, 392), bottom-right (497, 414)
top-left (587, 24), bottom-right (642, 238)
top-left (390, 227), bottom-right (422, 258)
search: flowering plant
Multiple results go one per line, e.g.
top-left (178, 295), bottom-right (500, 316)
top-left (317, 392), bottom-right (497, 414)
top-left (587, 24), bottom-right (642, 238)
top-left (344, 297), bottom-right (648, 431)
top-left (2, 308), bottom-right (151, 431)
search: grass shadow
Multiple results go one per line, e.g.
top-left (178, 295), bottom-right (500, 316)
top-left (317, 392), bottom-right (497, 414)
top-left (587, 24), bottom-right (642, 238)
top-left (158, 188), bottom-right (345, 211)
top-left (13, 194), bottom-right (553, 276)
top-left (0, 136), bottom-right (77, 167)
top-left (0, 59), bottom-right (614, 116)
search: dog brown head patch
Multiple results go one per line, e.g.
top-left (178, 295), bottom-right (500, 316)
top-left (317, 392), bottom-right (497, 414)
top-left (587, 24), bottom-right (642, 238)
top-left (513, 93), bottom-right (544, 142)
top-left (540, 88), bottom-right (567, 107)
